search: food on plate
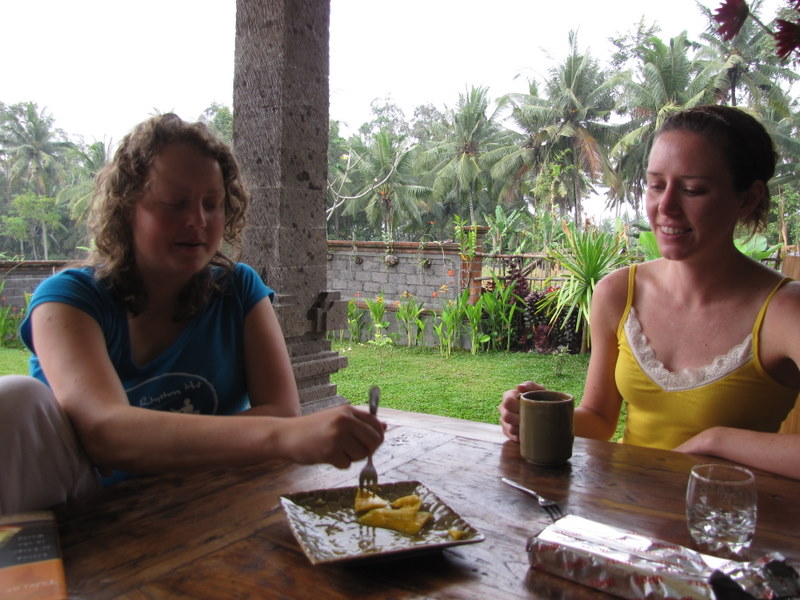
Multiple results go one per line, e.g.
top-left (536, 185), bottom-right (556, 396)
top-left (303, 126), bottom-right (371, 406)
top-left (354, 490), bottom-right (432, 536)
top-left (354, 488), bottom-right (389, 513)
top-left (448, 528), bottom-right (467, 540)
top-left (357, 503), bottom-right (432, 536)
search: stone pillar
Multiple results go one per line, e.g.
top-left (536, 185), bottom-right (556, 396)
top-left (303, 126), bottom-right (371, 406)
top-left (233, 0), bottom-right (348, 413)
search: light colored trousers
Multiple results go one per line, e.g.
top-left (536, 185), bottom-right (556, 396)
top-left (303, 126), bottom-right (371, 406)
top-left (0, 375), bottom-right (100, 515)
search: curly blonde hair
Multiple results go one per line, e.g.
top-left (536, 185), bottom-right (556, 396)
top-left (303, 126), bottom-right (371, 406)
top-left (87, 113), bottom-right (249, 319)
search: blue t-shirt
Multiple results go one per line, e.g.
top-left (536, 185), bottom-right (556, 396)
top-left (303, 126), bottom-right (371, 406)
top-left (21, 262), bottom-right (274, 417)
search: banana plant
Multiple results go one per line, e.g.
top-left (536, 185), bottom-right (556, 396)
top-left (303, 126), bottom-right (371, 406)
top-left (638, 231), bottom-right (781, 261)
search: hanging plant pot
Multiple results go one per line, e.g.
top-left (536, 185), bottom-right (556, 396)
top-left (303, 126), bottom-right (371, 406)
top-left (384, 254), bottom-right (399, 267)
top-left (418, 258), bottom-right (431, 269)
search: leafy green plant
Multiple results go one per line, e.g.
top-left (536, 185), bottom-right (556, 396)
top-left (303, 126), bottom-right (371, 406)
top-left (636, 231), bottom-right (661, 261)
top-left (481, 275), bottom-right (521, 351)
top-left (364, 293), bottom-right (394, 371)
top-left (734, 235), bottom-right (782, 261)
top-left (0, 283), bottom-right (27, 349)
top-left (431, 290), bottom-right (467, 358)
top-left (639, 231), bottom-right (781, 262)
top-left (453, 215), bottom-right (478, 259)
top-left (347, 297), bottom-right (365, 342)
top-left (484, 205), bottom-right (527, 255)
top-left (395, 292), bottom-right (426, 347)
top-left (364, 293), bottom-right (389, 341)
top-left (538, 222), bottom-right (627, 353)
top-left (461, 291), bottom-right (490, 355)
top-left (639, 231), bottom-right (783, 260)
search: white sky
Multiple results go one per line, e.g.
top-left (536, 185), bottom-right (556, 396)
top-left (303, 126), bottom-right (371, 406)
top-left (4, 0), bottom-right (778, 148)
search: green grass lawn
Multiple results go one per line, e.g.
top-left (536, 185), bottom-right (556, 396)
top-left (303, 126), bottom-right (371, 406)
top-left (330, 341), bottom-right (625, 440)
top-left (0, 342), bottom-right (624, 440)
top-left (0, 347), bottom-right (29, 376)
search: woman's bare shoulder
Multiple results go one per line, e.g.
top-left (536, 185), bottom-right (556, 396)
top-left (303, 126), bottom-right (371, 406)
top-left (595, 264), bottom-right (634, 301)
top-left (770, 278), bottom-right (800, 310)
top-left (592, 265), bottom-right (634, 327)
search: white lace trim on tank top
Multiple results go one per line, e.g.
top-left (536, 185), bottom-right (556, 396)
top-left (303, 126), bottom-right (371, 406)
top-left (624, 307), bottom-right (753, 392)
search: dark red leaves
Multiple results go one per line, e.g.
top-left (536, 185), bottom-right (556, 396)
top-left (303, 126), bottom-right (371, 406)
top-left (714, 0), bottom-right (751, 40)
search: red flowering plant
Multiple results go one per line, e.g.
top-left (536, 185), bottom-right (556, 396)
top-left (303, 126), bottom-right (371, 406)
top-left (775, 17), bottom-right (800, 58)
top-left (715, 0), bottom-right (751, 40)
top-left (714, 0), bottom-right (800, 59)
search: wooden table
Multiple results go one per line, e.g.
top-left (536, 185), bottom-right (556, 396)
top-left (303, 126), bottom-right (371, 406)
top-left (56, 408), bottom-right (800, 599)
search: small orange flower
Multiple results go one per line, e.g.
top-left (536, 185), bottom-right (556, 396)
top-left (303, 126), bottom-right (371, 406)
top-left (354, 292), bottom-right (361, 297)
top-left (394, 300), bottom-right (400, 307)
top-left (432, 291), bottom-right (439, 298)
top-left (447, 269), bottom-right (454, 277)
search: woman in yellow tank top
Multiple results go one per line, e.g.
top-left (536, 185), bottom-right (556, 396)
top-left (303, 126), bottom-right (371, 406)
top-left (500, 105), bottom-right (800, 480)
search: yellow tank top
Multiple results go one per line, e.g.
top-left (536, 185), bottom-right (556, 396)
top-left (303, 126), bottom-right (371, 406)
top-left (615, 265), bottom-right (797, 449)
top-left (779, 401), bottom-right (800, 434)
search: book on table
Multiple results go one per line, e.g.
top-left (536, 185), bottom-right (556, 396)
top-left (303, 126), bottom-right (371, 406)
top-left (0, 511), bottom-right (66, 600)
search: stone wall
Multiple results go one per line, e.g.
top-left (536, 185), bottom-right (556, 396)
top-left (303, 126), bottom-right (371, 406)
top-left (326, 240), bottom-right (463, 306)
top-left (0, 239), bottom-right (480, 348)
top-left (0, 242), bottom-right (474, 313)
top-left (0, 261), bottom-right (66, 308)
top-left (325, 240), bottom-right (469, 345)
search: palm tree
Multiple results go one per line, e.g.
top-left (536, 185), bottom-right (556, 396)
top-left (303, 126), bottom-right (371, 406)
top-left (696, 0), bottom-right (798, 112)
top-left (610, 32), bottom-right (717, 217)
top-left (419, 86), bottom-right (508, 227)
top-left (498, 33), bottom-right (619, 226)
top-left (768, 109), bottom-right (800, 189)
top-left (57, 140), bottom-right (112, 226)
top-left (0, 102), bottom-right (74, 197)
top-left (339, 130), bottom-right (427, 241)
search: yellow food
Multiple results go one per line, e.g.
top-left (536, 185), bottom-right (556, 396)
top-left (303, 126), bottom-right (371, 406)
top-left (390, 495), bottom-right (421, 511)
top-left (357, 505), bottom-right (432, 536)
top-left (354, 489), bottom-right (389, 514)
top-left (354, 492), bottom-right (432, 536)
top-left (448, 528), bottom-right (467, 540)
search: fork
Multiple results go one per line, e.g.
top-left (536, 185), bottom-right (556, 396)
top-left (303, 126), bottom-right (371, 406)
top-left (501, 477), bottom-right (564, 522)
top-left (358, 386), bottom-right (381, 493)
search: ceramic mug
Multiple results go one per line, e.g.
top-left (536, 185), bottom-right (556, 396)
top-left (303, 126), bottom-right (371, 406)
top-left (519, 390), bottom-right (574, 466)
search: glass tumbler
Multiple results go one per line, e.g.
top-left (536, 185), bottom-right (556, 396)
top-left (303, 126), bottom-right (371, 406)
top-left (685, 464), bottom-right (757, 556)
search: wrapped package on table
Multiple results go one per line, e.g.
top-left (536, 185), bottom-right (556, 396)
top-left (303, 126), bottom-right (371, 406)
top-left (527, 514), bottom-right (799, 599)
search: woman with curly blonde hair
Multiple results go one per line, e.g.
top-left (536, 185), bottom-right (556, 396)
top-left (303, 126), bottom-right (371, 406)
top-left (0, 114), bottom-right (384, 514)
top-left (88, 113), bottom-right (249, 319)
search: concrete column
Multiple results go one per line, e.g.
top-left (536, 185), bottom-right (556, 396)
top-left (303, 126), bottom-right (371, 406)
top-left (233, 0), bottom-right (348, 413)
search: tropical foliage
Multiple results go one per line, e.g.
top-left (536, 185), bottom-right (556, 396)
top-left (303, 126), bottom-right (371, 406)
top-left (1, 1), bottom-right (799, 261)
top-left (537, 223), bottom-right (628, 353)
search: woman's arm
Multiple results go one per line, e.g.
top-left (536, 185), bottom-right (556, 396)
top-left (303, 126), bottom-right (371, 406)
top-left (572, 269), bottom-right (627, 441)
top-left (498, 268), bottom-right (628, 442)
top-left (241, 296), bottom-right (301, 417)
top-left (675, 427), bottom-right (800, 480)
top-left (31, 302), bottom-right (383, 474)
top-left (677, 282), bottom-right (800, 480)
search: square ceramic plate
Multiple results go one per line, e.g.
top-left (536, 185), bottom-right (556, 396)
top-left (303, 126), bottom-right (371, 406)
top-left (280, 480), bottom-right (484, 565)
